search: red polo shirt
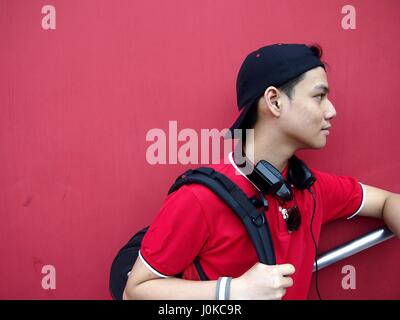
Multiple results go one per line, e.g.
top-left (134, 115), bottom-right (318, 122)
top-left (139, 153), bottom-right (364, 300)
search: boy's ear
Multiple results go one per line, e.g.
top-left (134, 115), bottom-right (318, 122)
top-left (263, 87), bottom-right (282, 117)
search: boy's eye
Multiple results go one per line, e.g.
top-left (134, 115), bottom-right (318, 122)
top-left (315, 94), bottom-right (324, 100)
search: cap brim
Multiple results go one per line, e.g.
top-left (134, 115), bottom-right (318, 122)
top-left (224, 101), bottom-right (256, 139)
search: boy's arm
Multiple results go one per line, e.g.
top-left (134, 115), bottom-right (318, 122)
top-left (123, 257), bottom-right (217, 300)
top-left (123, 255), bottom-right (296, 300)
top-left (357, 184), bottom-right (400, 238)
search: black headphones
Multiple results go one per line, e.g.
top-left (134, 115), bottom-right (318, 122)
top-left (246, 155), bottom-right (316, 201)
top-left (235, 151), bottom-right (323, 299)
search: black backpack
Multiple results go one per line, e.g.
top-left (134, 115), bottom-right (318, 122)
top-left (109, 167), bottom-right (276, 300)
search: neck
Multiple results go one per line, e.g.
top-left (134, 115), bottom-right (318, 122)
top-left (242, 127), bottom-right (297, 173)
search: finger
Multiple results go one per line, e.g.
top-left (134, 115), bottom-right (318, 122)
top-left (273, 289), bottom-right (286, 300)
top-left (280, 276), bottom-right (294, 288)
top-left (276, 264), bottom-right (295, 276)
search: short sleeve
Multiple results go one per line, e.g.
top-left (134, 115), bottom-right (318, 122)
top-left (139, 185), bottom-right (209, 277)
top-left (314, 170), bottom-right (364, 224)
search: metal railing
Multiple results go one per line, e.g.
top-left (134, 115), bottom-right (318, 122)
top-left (313, 226), bottom-right (395, 272)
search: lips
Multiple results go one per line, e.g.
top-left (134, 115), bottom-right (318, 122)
top-left (321, 126), bottom-right (331, 135)
top-left (321, 128), bottom-right (330, 135)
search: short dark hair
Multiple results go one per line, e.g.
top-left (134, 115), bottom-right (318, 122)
top-left (240, 44), bottom-right (327, 146)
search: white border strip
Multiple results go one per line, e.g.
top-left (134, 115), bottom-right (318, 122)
top-left (347, 182), bottom-right (366, 220)
top-left (138, 250), bottom-right (171, 278)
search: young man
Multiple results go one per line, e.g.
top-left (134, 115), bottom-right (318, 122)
top-left (124, 43), bottom-right (400, 300)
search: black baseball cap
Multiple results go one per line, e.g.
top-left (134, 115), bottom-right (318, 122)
top-left (227, 43), bottom-right (326, 138)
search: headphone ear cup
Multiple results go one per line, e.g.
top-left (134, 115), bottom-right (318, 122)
top-left (249, 160), bottom-right (293, 201)
top-left (287, 156), bottom-right (316, 190)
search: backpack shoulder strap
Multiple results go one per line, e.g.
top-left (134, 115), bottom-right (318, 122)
top-left (168, 167), bottom-right (276, 277)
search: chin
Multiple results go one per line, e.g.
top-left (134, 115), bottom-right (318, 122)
top-left (305, 139), bottom-right (327, 149)
top-left (297, 136), bottom-right (327, 150)
top-left (315, 139), bottom-right (327, 149)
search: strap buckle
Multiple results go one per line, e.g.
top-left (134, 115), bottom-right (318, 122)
top-left (251, 214), bottom-right (265, 227)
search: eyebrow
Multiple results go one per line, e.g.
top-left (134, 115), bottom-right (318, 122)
top-left (313, 84), bottom-right (330, 94)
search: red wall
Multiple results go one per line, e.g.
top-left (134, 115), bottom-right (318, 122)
top-left (1, 0), bottom-right (399, 299)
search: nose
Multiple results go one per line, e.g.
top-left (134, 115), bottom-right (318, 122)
top-left (324, 98), bottom-right (337, 120)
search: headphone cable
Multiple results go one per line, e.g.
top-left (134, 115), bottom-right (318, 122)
top-left (308, 187), bottom-right (322, 300)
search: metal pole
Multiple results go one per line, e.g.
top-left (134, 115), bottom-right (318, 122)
top-left (313, 226), bottom-right (395, 272)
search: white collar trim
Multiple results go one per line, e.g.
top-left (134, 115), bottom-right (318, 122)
top-left (228, 151), bottom-right (261, 192)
